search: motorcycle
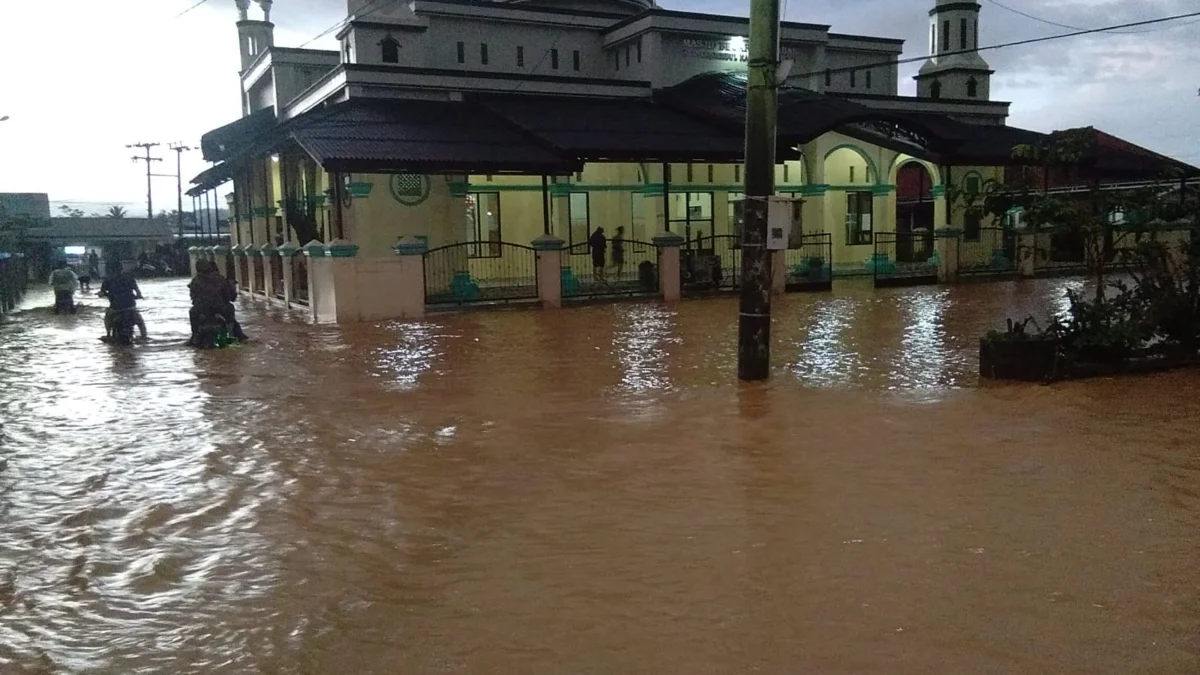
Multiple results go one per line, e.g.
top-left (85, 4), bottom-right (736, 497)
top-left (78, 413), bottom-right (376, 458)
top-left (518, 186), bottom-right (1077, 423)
top-left (103, 307), bottom-right (141, 346)
top-left (189, 307), bottom-right (235, 349)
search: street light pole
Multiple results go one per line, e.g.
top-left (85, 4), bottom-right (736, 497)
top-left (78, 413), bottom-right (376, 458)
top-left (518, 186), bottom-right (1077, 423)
top-left (737, 0), bottom-right (781, 382)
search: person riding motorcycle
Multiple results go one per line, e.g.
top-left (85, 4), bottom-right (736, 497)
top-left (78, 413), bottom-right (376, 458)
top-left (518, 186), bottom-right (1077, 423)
top-left (188, 260), bottom-right (247, 346)
top-left (98, 262), bottom-right (147, 340)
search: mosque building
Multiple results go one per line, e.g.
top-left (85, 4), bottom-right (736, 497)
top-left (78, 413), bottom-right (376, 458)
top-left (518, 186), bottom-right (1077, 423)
top-left (192, 0), bottom-right (1194, 320)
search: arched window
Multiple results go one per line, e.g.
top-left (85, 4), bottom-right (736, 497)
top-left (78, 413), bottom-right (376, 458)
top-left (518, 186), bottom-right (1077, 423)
top-left (966, 77), bottom-right (979, 98)
top-left (930, 80), bottom-right (942, 100)
top-left (380, 36), bottom-right (400, 64)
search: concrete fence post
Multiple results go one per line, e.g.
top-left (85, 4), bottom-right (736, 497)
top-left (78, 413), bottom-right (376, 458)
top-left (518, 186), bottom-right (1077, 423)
top-left (278, 241), bottom-right (298, 306)
top-left (1018, 232), bottom-right (1037, 277)
top-left (532, 234), bottom-right (565, 309)
top-left (302, 241), bottom-right (326, 322)
top-left (392, 236), bottom-right (429, 319)
top-left (245, 245), bottom-right (262, 295)
top-left (653, 231), bottom-right (685, 302)
top-left (231, 245), bottom-right (248, 292)
top-left (770, 249), bottom-right (787, 295)
top-left (934, 228), bottom-right (961, 284)
top-left (187, 247), bottom-right (201, 277)
top-left (259, 242), bottom-right (278, 300)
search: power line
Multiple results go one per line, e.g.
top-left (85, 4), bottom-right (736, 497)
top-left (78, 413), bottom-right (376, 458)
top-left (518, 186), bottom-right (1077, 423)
top-left (176, 0), bottom-right (211, 18)
top-left (793, 10), bottom-right (1200, 80)
top-left (984, 0), bottom-right (1200, 35)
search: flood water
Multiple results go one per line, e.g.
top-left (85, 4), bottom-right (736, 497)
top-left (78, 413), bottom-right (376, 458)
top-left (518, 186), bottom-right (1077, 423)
top-left (1, 278), bottom-right (1198, 674)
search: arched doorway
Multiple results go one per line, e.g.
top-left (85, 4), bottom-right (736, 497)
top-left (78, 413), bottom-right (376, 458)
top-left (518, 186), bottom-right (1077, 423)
top-left (895, 161), bottom-right (937, 263)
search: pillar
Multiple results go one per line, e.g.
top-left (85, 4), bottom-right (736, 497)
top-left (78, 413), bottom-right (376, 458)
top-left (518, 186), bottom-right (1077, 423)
top-left (551, 193), bottom-right (571, 242)
top-left (532, 234), bottom-right (565, 309)
top-left (278, 242), bottom-right (297, 306)
top-left (260, 242), bottom-right (278, 300)
top-left (393, 236), bottom-right (429, 319)
top-left (231, 245), bottom-right (247, 290)
top-left (934, 228), bottom-right (961, 283)
top-left (771, 249), bottom-right (787, 295)
top-left (653, 231), bottom-right (684, 302)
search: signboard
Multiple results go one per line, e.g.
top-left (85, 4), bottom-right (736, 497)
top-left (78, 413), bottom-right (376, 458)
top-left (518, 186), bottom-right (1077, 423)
top-left (679, 36), bottom-right (805, 64)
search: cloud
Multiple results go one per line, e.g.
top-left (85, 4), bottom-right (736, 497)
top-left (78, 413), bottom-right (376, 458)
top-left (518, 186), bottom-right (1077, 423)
top-left (1, 0), bottom-right (1195, 205)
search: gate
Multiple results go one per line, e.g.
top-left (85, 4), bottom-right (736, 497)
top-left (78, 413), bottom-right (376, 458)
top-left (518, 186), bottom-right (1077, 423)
top-left (682, 234), bottom-right (740, 295)
top-left (783, 233), bottom-right (833, 292)
top-left (562, 240), bottom-right (660, 300)
top-left (959, 227), bottom-right (1017, 278)
top-left (872, 231), bottom-right (938, 288)
top-left (423, 242), bottom-right (539, 306)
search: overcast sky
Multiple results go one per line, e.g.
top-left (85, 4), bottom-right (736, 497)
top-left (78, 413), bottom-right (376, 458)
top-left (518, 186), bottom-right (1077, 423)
top-left (0, 0), bottom-right (1196, 212)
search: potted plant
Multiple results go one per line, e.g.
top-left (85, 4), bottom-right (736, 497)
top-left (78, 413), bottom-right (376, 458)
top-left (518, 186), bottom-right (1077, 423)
top-left (979, 317), bottom-right (1060, 382)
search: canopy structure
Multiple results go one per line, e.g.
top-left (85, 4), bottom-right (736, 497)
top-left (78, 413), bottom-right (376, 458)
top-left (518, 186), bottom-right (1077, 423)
top-left (192, 72), bottom-right (1199, 190)
top-left (478, 94), bottom-right (749, 163)
top-left (289, 98), bottom-right (578, 175)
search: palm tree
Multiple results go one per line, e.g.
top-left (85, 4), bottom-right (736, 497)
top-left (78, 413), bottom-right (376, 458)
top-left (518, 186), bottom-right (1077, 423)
top-left (105, 206), bottom-right (128, 219)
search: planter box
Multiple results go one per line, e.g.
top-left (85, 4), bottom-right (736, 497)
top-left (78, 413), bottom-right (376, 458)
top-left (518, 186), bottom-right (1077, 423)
top-left (980, 337), bottom-right (1059, 382)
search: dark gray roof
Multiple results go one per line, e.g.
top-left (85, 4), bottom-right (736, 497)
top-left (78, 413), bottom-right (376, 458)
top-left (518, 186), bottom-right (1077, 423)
top-left (478, 95), bottom-right (745, 162)
top-left (290, 98), bottom-right (577, 175)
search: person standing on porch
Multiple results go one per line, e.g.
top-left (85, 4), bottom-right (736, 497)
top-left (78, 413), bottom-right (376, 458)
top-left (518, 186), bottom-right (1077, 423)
top-left (611, 226), bottom-right (626, 281)
top-left (589, 227), bottom-right (608, 284)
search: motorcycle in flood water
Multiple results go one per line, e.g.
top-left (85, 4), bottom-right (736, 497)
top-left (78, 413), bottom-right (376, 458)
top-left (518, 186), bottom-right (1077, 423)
top-left (101, 308), bottom-right (141, 346)
top-left (188, 308), bottom-right (235, 350)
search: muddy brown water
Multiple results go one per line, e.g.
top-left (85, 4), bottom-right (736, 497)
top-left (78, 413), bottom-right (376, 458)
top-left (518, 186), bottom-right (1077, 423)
top-left (0, 278), bottom-right (1197, 674)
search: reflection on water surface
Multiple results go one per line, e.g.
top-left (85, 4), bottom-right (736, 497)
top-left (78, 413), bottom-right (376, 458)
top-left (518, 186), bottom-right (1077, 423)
top-left (1, 278), bottom-right (1197, 674)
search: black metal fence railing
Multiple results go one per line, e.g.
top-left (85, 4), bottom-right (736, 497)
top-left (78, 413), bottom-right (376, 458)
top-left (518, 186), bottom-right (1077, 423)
top-left (270, 255), bottom-right (285, 300)
top-left (871, 231), bottom-right (938, 287)
top-left (959, 227), bottom-right (1017, 277)
top-left (423, 242), bottom-right (539, 306)
top-left (561, 240), bottom-right (660, 299)
top-left (783, 233), bottom-right (833, 292)
top-left (291, 252), bottom-right (309, 306)
top-left (682, 234), bottom-right (740, 295)
top-left (0, 254), bottom-right (27, 315)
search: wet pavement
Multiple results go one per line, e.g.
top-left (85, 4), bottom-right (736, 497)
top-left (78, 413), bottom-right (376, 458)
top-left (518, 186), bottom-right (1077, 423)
top-left (0, 278), bottom-right (1197, 674)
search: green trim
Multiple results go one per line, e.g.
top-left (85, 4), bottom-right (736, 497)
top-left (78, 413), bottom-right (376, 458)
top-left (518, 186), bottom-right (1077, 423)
top-left (277, 242), bottom-right (299, 256)
top-left (448, 182), bottom-right (469, 197)
top-left (870, 185), bottom-right (896, 195)
top-left (326, 244), bottom-right (360, 258)
top-left (302, 243), bottom-right (327, 257)
top-left (931, 185), bottom-right (948, 198)
top-left (465, 182), bottom-right (825, 196)
top-left (347, 182), bottom-right (374, 198)
top-left (823, 144), bottom-right (880, 185)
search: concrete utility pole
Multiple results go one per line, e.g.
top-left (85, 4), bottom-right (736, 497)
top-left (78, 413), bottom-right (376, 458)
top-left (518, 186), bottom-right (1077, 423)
top-left (127, 142), bottom-right (162, 221)
top-left (737, 0), bottom-right (781, 382)
top-left (169, 143), bottom-right (193, 238)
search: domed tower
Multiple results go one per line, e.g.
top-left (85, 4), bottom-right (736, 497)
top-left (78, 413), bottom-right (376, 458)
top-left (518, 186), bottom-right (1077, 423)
top-left (235, 0), bottom-right (275, 72)
top-left (915, 0), bottom-right (992, 101)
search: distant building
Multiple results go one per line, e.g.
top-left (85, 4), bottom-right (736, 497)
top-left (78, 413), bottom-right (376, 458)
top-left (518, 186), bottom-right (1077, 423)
top-left (0, 193), bottom-right (51, 221)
